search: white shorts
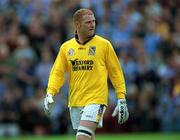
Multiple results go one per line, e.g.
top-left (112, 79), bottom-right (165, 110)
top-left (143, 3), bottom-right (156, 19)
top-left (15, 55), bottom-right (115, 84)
top-left (69, 104), bottom-right (106, 129)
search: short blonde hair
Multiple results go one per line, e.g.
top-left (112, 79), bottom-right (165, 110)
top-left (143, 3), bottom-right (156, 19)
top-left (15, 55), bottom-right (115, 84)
top-left (73, 8), bottom-right (94, 23)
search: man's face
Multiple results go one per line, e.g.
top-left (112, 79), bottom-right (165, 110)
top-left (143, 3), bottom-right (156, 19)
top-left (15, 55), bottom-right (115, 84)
top-left (77, 14), bottom-right (96, 37)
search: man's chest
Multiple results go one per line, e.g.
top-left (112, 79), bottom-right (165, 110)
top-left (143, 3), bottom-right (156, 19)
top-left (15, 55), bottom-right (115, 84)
top-left (66, 44), bottom-right (101, 60)
top-left (65, 44), bottom-right (104, 71)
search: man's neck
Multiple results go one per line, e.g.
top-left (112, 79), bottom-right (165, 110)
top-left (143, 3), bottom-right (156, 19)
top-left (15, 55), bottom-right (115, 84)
top-left (75, 32), bottom-right (95, 45)
top-left (78, 34), bottom-right (88, 44)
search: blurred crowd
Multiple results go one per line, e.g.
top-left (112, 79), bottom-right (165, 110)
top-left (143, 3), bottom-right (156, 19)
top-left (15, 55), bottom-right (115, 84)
top-left (0, 0), bottom-right (180, 137)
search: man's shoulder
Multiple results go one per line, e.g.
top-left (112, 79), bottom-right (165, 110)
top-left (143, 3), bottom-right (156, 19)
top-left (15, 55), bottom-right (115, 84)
top-left (60, 38), bottom-right (76, 50)
top-left (63, 38), bottom-right (76, 46)
top-left (94, 35), bottom-right (111, 44)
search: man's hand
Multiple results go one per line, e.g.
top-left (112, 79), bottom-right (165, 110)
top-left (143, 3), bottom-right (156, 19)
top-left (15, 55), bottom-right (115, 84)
top-left (44, 93), bottom-right (54, 114)
top-left (112, 99), bottom-right (129, 124)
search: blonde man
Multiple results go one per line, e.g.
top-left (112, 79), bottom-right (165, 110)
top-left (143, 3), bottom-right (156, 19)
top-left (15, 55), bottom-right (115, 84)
top-left (44, 8), bottom-right (129, 140)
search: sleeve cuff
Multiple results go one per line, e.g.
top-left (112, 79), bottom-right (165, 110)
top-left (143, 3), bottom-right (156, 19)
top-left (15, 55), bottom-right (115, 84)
top-left (117, 93), bottom-right (125, 99)
top-left (47, 88), bottom-right (57, 96)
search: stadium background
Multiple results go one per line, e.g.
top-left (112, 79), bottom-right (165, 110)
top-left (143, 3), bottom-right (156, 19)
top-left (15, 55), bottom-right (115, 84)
top-left (0, 0), bottom-right (180, 139)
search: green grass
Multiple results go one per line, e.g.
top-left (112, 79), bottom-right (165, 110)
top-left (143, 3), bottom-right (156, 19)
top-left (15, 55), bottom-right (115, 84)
top-left (1, 133), bottom-right (180, 140)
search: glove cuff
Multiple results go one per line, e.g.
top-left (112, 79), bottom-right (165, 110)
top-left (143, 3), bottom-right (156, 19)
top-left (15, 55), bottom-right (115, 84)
top-left (117, 99), bottom-right (126, 104)
top-left (46, 93), bottom-right (54, 103)
top-left (47, 93), bottom-right (53, 97)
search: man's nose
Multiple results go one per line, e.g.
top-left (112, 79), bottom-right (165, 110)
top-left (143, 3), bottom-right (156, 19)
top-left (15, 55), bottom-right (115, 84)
top-left (90, 21), bottom-right (95, 27)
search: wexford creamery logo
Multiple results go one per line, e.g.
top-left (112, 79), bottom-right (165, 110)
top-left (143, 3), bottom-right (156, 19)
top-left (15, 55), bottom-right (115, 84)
top-left (69, 59), bottom-right (93, 71)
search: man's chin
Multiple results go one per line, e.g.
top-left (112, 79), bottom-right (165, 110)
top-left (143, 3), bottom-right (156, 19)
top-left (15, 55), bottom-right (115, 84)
top-left (88, 33), bottom-right (95, 38)
top-left (89, 31), bottom-right (95, 36)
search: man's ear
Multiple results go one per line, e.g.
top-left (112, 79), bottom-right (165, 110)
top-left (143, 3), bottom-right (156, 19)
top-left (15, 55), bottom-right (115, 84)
top-left (74, 21), bottom-right (80, 29)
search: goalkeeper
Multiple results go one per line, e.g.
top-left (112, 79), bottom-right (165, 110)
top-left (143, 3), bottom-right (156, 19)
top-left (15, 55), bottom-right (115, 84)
top-left (44, 8), bottom-right (129, 140)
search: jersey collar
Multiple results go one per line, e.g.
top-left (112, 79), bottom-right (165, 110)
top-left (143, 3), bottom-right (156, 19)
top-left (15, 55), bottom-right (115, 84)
top-left (75, 32), bottom-right (95, 45)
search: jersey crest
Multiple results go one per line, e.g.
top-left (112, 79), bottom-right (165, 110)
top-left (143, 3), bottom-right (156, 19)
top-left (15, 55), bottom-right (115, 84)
top-left (88, 46), bottom-right (96, 55)
top-left (68, 48), bottom-right (75, 56)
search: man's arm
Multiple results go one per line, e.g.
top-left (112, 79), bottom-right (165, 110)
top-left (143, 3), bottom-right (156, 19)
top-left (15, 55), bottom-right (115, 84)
top-left (105, 41), bottom-right (126, 98)
top-left (47, 45), bottom-right (67, 95)
top-left (105, 41), bottom-right (129, 124)
top-left (44, 45), bottom-right (67, 114)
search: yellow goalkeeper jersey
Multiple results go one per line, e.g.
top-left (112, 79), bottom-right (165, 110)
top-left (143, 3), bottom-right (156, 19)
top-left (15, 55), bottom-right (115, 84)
top-left (47, 35), bottom-right (126, 107)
